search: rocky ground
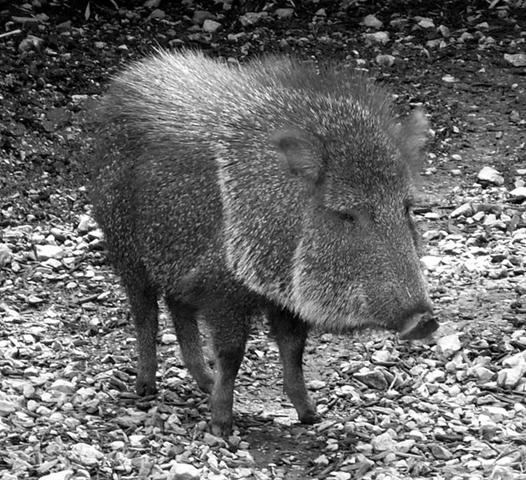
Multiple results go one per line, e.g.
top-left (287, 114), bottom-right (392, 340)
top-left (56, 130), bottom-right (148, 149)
top-left (0, 1), bottom-right (525, 479)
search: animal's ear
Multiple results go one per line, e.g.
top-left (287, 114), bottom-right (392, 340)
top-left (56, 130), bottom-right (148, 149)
top-left (403, 109), bottom-right (429, 156)
top-left (271, 128), bottom-right (322, 183)
top-left (392, 109), bottom-right (429, 176)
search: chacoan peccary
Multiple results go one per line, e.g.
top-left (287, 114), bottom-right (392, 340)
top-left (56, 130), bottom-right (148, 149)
top-left (90, 49), bottom-right (438, 436)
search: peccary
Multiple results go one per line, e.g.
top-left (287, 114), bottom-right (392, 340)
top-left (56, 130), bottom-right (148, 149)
top-left (90, 49), bottom-right (438, 436)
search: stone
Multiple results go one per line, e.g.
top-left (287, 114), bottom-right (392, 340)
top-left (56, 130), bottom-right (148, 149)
top-left (77, 214), bottom-right (96, 234)
top-left (307, 379), bottom-right (326, 390)
top-left (371, 431), bottom-right (397, 452)
top-left (376, 54), bottom-right (395, 67)
top-left (275, 8), bottom-right (294, 19)
top-left (161, 333), bottom-right (178, 344)
top-left (239, 12), bottom-right (268, 26)
top-left (426, 369), bottom-right (445, 383)
top-left (69, 443), bottom-right (104, 466)
top-left (354, 369), bottom-right (388, 390)
top-left (202, 20), bottom-right (221, 33)
top-left (168, 463), bottom-right (201, 480)
top-left (50, 379), bottom-right (75, 394)
top-left (371, 349), bottom-right (391, 363)
top-left (39, 470), bottom-right (74, 480)
top-left (430, 444), bottom-right (452, 460)
top-left (362, 14), bottom-right (383, 29)
top-left (203, 432), bottom-right (222, 447)
top-left (0, 399), bottom-right (17, 416)
top-left (438, 25), bottom-right (450, 37)
top-left (504, 53), bottom-right (526, 67)
top-left (477, 166), bottom-right (504, 186)
top-left (420, 255), bottom-right (441, 270)
top-left (35, 244), bottom-right (64, 261)
top-left (469, 366), bottom-right (494, 382)
top-left (510, 187), bottom-right (526, 202)
top-left (436, 334), bottom-right (462, 358)
top-left (502, 351), bottom-right (526, 368)
top-left (450, 202), bottom-right (474, 218)
top-left (497, 365), bottom-right (525, 388)
top-left (0, 244), bottom-right (12, 266)
top-left (364, 31), bottom-right (389, 44)
top-left (417, 17), bottom-right (435, 28)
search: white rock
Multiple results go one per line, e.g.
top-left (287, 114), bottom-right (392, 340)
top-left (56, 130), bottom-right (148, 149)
top-left (436, 333), bottom-right (462, 358)
top-left (203, 432), bottom-right (222, 446)
top-left (504, 53), bottom-right (526, 67)
top-left (442, 74), bottom-right (457, 83)
top-left (74, 387), bottom-right (97, 402)
top-left (502, 351), bottom-right (526, 369)
top-left (275, 8), bottom-right (294, 19)
top-left (450, 202), bottom-right (474, 218)
top-left (331, 473), bottom-right (351, 480)
top-left (363, 31), bottom-right (389, 44)
top-left (426, 369), bottom-right (445, 383)
top-left (335, 385), bottom-right (360, 399)
top-left (510, 187), bottom-right (526, 201)
top-left (202, 19), bottom-right (221, 33)
top-left (43, 258), bottom-right (62, 270)
top-left (362, 14), bottom-right (383, 29)
top-left (469, 366), bottom-right (494, 382)
top-left (129, 434), bottom-right (145, 447)
top-left (239, 12), bottom-right (267, 26)
top-left (421, 255), bottom-right (441, 270)
top-left (161, 333), bottom-right (178, 344)
top-left (417, 17), bottom-right (435, 28)
top-left (497, 366), bottom-right (525, 388)
top-left (372, 431), bottom-right (397, 452)
top-left (372, 349), bottom-right (391, 363)
top-left (77, 214), bottom-right (95, 234)
top-left (307, 379), bottom-right (326, 390)
top-left (459, 32), bottom-right (474, 42)
top-left (39, 470), bottom-right (74, 480)
top-left (0, 244), bottom-right (13, 266)
top-left (482, 406), bottom-right (509, 422)
top-left (375, 54), bottom-right (395, 67)
top-left (438, 25), bottom-right (450, 37)
top-left (314, 454), bottom-right (329, 465)
top-left (168, 462), bottom-right (201, 480)
top-left (35, 244), bottom-right (64, 260)
top-left (477, 166), bottom-right (504, 186)
top-left (397, 439), bottom-right (415, 453)
top-left (70, 442), bottom-right (104, 466)
top-left (0, 399), bottom-right (17, 416)
top-left (483, 214), bottom-right (498, 226)
top-left (50, 379), bottom-right (75, 394)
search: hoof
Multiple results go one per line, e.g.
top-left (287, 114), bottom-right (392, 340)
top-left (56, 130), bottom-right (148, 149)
top-left (299, 410), bottom-right (321, 425)
top-left (210, 418), bottom-right (233, 438)
top-left (135, 379), bottom-right (157, 397)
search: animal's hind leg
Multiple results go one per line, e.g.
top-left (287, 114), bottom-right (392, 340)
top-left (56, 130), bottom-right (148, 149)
top-left (205, 301), bottom-right (253, 437)
top-left (165, 295), bottom-right (214, 394)
top-left (122, 270), bottom-right (160, 396)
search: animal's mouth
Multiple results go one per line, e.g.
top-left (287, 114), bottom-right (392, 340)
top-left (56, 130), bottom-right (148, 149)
top-left (398, 313), bottom-right (439, 340)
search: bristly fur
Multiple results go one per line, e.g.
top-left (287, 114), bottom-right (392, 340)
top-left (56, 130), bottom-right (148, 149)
top-left (89, 49), bottom-right (434, 434)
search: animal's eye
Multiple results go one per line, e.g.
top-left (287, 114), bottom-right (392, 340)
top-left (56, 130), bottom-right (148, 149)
top-left (336, 210), bottom-right (357, 223)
